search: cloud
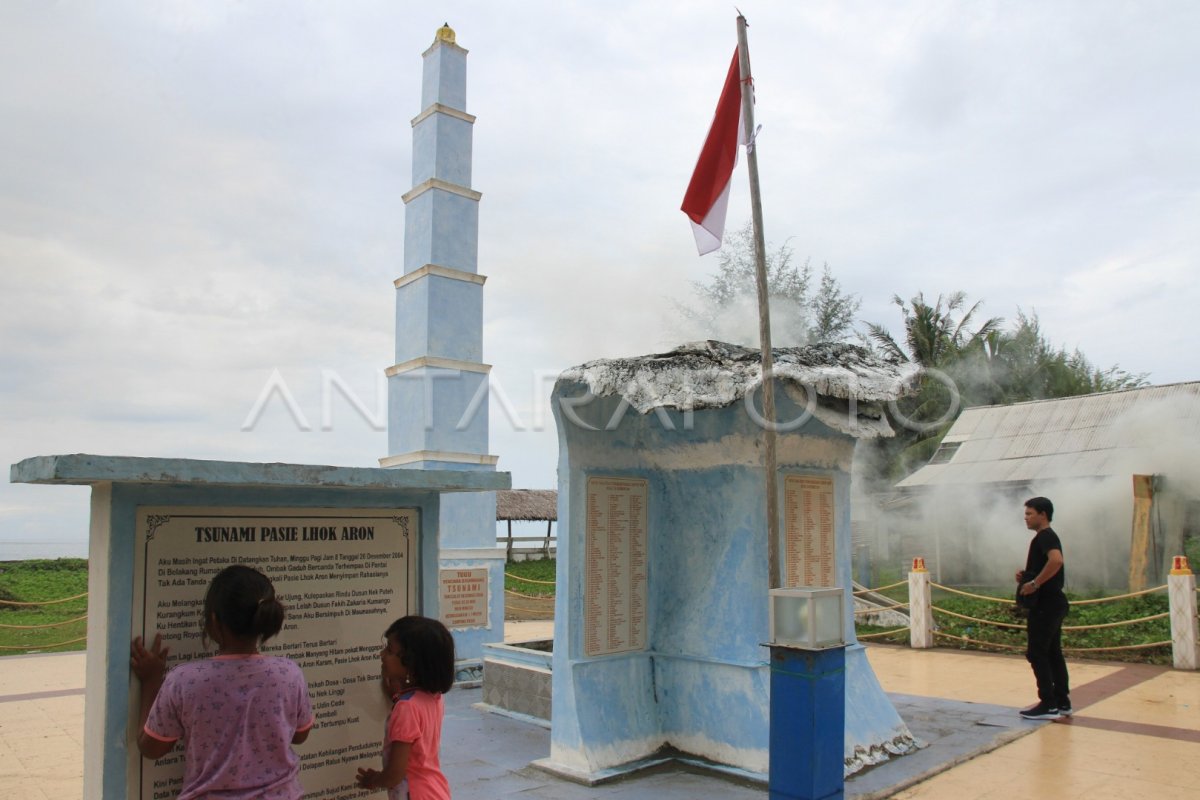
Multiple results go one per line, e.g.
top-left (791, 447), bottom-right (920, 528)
top-left (2, 0), bottom-right (1198, 553)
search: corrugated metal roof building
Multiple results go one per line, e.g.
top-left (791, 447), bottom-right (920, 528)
top-left (864, 382), bottom-right (1200, 589)
top-left (898, 382), bottom-right (1200, 489)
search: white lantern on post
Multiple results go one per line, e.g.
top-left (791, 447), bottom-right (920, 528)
top-left (768, 587), bottom-right (845, 650)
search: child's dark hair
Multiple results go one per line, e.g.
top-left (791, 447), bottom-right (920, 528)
top-left (203, 564), bottom-right (285, 645)
top-left (385, 616), bottom-right (456, 694)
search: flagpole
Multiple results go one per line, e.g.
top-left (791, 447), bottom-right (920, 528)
top-left (736, 14), bottom-right (780, 590)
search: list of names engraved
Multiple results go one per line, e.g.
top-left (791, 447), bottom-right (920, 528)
top-left (131, 507), bottom-right (417, 800)
top-left (584, 477), bottom-right (648, 657)
top-left (784, 476), bottom-right (836, 588)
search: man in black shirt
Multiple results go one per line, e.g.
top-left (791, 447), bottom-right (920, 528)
top-left (1016, 496), bottom-right (1070, 720)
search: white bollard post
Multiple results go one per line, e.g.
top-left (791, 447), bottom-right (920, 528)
top-left (909, 557), bottom-right (934, 649)
top-left (1169, 555), bottom-right (1199, 670)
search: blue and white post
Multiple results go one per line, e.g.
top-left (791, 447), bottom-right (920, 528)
top-left (768, 587), bottom-right (848, 800)
top-left (381, 24), bottom-right (503, 670)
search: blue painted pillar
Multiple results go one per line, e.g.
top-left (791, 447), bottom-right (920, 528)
top-left (769, 646), bottom-right (846, 800)
top-left (382, 24), bottom-right (501, 664)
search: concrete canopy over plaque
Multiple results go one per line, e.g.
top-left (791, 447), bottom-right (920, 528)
top-left (10, 454), bottom-right (508, 800)
top-left (544, 340), bottom-right (922, 781)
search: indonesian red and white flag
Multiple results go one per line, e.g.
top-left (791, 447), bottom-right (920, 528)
top-left (681, 49), bottom-right (746, 255)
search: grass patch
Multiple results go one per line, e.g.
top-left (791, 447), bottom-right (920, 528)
top-left (504, 558), bottom-right (555, 596)
top-left (0, 559), bottom-right (89, 655)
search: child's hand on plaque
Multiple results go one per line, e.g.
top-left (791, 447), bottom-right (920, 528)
top-left (130, 633), bottom-right (170, 685)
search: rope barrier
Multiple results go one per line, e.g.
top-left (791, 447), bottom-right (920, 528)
top-left (504, 588), bottom-right (555, 601)
top-left (853, 602), bottom-right (909, 615)
top-left (932, 607), bottom-right (1168, 632)
top-left (1063, 640), bottom-right (1171, 653)
top-left (853, 581), bottom-right (906, 595)
top-left (504, 603), bottom-right (555, 615)
top-left (857, 627), bottom-right (909, 639)
top-left (0, 635), bottom-right (88, 651)
top-left (931, 606), bottom-right (1025, 630)
top-left (932, 625), bottom-right (1171, 654)
top-left (0, 614), bottom-right (88, 630)
top-left (933, 631), bottom-right (1025, 652)
top-left (928, 581), bottom-right (1168, 606)
top-left (1070, 585), bottom-right (1166, 605)
top-left (504, 572), bottom-right (556, 586)
top-left (1063, 612), bottom-right (1169, 631)
top-left (0, 592), bottom-right (88, 607)
top-left (928, 584), bottom-right (1012, 604)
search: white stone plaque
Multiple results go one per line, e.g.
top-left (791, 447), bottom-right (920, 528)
top-left (438, 568), bottom-right (489, 629)
top-left (583, 477), bottom-right (648, 658)
top-left (784, 476), bottom-right (836, 588)
top-left (130, 507), bottom-right (417, 800)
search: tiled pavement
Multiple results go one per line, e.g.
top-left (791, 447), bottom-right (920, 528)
top-left (1, 627), bottom-right (1197, 799)
top-left (0, 650), bottom-right (86, 800)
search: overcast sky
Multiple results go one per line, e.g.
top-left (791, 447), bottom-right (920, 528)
top-left (2, 1), bottom-right (1197, 555)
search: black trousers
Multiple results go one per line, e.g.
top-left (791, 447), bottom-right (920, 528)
top-left (1026, 600), bottom-right (1070, 706)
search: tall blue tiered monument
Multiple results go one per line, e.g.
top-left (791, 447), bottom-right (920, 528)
top-left (381, 24), bottom-right (503, 667)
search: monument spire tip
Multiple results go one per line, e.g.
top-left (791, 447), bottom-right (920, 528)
top-left (435, 23), bottom-right (456, 46)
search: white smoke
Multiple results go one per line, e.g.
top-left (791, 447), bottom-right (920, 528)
top-left (853, 389), bottom-right (1200, 593)
top-left (669, 293), bottom-right (813, 349)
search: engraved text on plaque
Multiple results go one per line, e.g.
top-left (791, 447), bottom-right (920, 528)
top-left (583, 477), bottom-right (648, 657)
top-left (783, 476), bottom-right (836, 588)
top-left (130, 507), bottom-right (417, 800)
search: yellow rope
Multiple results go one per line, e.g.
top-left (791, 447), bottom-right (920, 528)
top-left (857, 627), bottom-right (909, 638)
top-left (854, 581), bottom-right (906, 595)
top-left (1063, 612), bottom-right (1169, 631)
top-left (0, 592), bottom-right (88, 607)
top-left (933, 629), bottom-right (1171, 654)
top-left (504, 589), bottom-right (555, 601)
top-left (1070, 585), bottom-right (1166, 605)
top-left (853, 602), bottom-right (909, 615)
top-left (0, 635), bottom-right (88, 651)
top-left (932, 606), bottom-right (1026, 630)
top-left (931, 582), bottom-right (1169, 606)
top-left (1063, 640), bottom-right (1171, 653)
top-left (933, 631), bottom-right (1025, 651)
top-left (504, 603), bottom-right (555, 615)
top-left (504, 572), bottom-right (556, 586)
top-left (0, 614), bottom-right (88, 630)
top-left (929, 584), bottom-right (1012, 604)
top-left (932, 606), bottom-right (1169, 632)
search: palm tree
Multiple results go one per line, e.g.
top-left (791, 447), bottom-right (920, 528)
top-left (861, 292), bottom-right (1003, 482)
top-left (865, 291), bottom-right (1002, 368)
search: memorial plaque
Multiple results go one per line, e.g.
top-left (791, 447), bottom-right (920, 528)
top-left (583, 477), bottom-right (647, 658)
top-left (783, 476), bottom-right (836, 588)
top-left (438, 568), bottom-right (489, 629)
top-left (130, 507), bottom-right (418, 800)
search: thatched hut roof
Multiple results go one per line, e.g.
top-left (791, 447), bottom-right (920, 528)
top-left (496, 489), bottom-right (558, 521)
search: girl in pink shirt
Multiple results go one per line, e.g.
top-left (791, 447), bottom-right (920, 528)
top-left (130, 565), bottom-right (314, 800)
top-left (355, 615), bottom-right (455, 800)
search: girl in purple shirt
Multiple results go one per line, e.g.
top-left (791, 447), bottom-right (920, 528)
top-left (131, 565), bottom-right (314, 800)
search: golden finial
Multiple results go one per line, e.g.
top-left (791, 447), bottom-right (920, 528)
top-left (435, 23), bottom-right (456, 45)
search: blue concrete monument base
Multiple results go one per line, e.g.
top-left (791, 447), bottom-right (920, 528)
top-left (769, 645), bottom-right (846, 800)
top-left (546, 345), bottom-right (921, 780)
